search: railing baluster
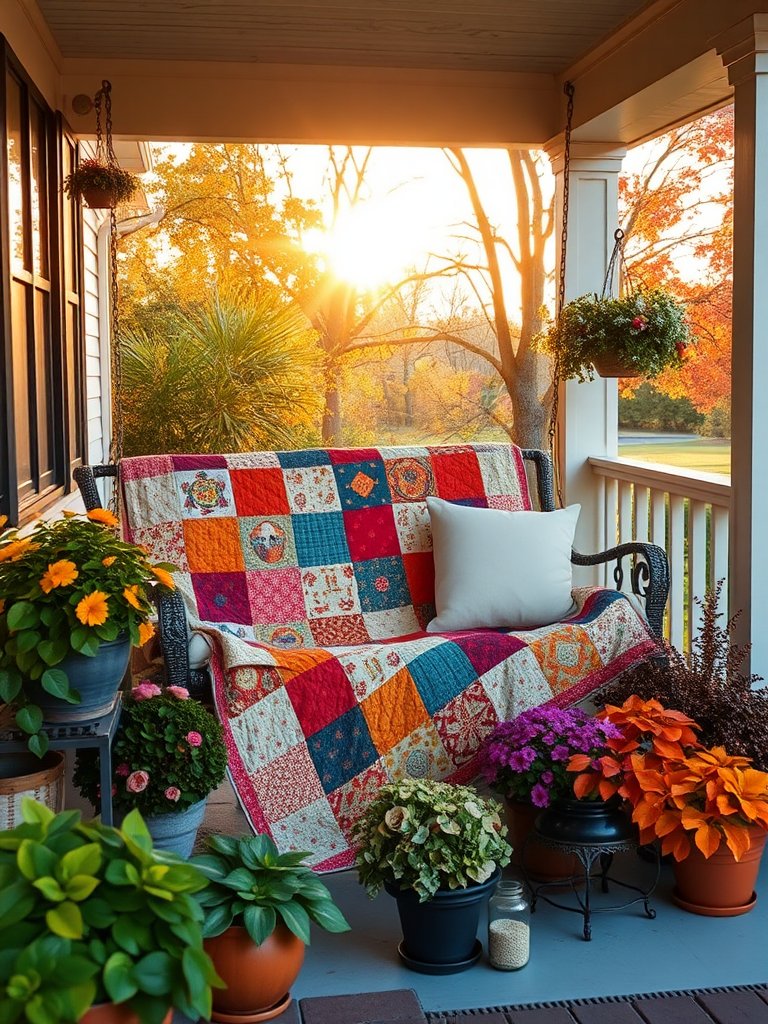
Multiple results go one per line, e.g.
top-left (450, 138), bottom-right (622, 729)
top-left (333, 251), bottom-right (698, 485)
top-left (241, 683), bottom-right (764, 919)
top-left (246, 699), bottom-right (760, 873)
top-left (712, 506), bottom-right (729, 608)
top-left (635, 484), bottom-right (650, 544)
top-left (618, 481), bottom-right (633, 550)
top-left (688, 499), bottom-right (708, 644)
top-left (668, 495), bottom-right (686, 651)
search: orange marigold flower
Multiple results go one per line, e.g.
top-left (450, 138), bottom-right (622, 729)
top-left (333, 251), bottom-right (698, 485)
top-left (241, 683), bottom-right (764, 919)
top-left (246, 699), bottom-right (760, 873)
top-left (0, 514), bottom-right (7, 530)
top-left (150, 566), bottom-right (176, 590)
top-left (87, 508), bottom-right (119, 528)
top-left (102, 555), bottom-right (117, 567)
top-left (0, 539), bottom-right (36, 563)
top-left (75, 591), bottom-right (110, 627)
top-left (123, 584), bottom-right (143, 610)
top-left (138, 620), bottom-right (156, 646)
top-left (40, 560), bottom-right (79, 594)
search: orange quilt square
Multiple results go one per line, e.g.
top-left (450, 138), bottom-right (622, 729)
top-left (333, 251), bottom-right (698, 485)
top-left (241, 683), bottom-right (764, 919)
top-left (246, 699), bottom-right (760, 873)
top-left (183, 518), bottom-right (245, 573)
top-left (361, 668), bottom-right (429, 754)
top-left (230, 468), bottom-right (290, 516)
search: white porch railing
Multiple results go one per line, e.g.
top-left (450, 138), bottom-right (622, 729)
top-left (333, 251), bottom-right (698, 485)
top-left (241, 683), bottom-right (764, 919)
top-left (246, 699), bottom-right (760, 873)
top-left (588, 457), bottom-right (731, 652)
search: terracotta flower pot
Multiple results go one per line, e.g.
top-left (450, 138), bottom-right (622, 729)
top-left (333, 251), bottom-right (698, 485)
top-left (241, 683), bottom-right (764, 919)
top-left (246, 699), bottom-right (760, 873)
top-left (80, 1004), bottom-right (172, 1024)
top-left (672, 828), bottom-right (767, 916)
top-left (80, 186), bottom-right (119, 209)
top-left (504, 799), bottom-right (580, 881)
top-left (204, 923), bottom-right (304, 1023)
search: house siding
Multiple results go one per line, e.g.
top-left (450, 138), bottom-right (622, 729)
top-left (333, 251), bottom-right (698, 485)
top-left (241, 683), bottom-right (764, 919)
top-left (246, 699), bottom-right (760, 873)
top-left (82, 205), bottom-right (107, 469)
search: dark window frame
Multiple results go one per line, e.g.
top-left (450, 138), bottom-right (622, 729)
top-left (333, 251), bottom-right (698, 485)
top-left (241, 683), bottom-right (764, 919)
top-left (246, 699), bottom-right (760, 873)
top-left (0, 36), bottom-right (86, 526)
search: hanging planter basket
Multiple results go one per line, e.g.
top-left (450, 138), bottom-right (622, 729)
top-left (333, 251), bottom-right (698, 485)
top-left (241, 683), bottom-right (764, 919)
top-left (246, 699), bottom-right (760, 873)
top-left (590, 353), bottom-right (643, 379)
top-left (81, 185), bottom-right (122, 210)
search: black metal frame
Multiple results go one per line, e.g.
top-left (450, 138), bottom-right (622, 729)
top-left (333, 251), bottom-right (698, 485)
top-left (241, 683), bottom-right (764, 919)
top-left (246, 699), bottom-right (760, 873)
top-left (74, 449), bottom-right (670, 688)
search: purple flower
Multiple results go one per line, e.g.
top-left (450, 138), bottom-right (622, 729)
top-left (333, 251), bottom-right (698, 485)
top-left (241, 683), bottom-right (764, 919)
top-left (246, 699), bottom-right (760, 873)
top-left (550, 744), bottom-right (571, 762)
top-left (530, 783), bottom-right (551, 808)
top-left (541, 770), bottom-right (554, 784)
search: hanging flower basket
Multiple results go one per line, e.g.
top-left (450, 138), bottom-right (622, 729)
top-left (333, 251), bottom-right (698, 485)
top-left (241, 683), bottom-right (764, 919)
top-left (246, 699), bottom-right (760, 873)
top-left (63, 158), bottom-right (139, 209)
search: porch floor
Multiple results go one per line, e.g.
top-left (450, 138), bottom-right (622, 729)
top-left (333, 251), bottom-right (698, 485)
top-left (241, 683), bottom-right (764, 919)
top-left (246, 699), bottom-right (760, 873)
top-left (197, 779), bottom-right (768, 1015)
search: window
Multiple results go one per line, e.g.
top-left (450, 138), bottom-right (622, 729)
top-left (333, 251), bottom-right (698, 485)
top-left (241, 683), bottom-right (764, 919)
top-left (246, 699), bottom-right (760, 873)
top-left (0, 38), bottom-right (85, 523)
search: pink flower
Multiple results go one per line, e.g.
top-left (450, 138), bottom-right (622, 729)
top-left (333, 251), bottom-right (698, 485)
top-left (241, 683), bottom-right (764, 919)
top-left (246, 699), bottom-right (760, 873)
top-left (631, 315), bottom-right (648, 331)
top-left (132, 681), bottom-right (162, 701)
top-left (165, 786), bottom-right (181, 802)
top-left (126, 770), bottom-right (150, 793)
top-left (186, 731), bottom-right (203, 747)
top-left (115, 763), bottom-right (130, 777)
top-left (166, 686), bottom-right (190, 700)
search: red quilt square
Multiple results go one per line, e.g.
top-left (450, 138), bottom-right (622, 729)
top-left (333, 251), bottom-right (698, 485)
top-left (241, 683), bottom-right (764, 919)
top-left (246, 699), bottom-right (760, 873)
top-left (286, 658), bottom-right (357, 736)
top-left (329, 448), bottom-right (380, 464)
top-left (309, 615), bottom-right (370, 646)
top-left (343, 506), bottom-right (400, 561)
top-left (403, 552), bottom-right (435, 606)
top-left (230, 468), bottom-right (290, 516)
top-left (430, 449), bottom-right (485, 500)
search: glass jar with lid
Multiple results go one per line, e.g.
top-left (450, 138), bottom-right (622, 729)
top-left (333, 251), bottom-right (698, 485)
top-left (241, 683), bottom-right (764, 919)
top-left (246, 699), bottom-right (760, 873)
top-left (488, 878), bottom-right (530, 970)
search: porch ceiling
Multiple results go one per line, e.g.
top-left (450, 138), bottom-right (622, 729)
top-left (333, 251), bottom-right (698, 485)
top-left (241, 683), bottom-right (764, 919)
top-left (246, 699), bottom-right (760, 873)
top-left (36, 0), bottom-right (651, 74)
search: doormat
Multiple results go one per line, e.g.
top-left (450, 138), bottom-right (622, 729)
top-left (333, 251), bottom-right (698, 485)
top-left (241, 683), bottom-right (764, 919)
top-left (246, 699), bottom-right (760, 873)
top-left (425, 982), bottom-right (768, 1022)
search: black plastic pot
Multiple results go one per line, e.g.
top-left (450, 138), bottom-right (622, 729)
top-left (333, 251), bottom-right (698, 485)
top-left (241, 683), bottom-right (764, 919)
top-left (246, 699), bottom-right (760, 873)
top-left (384, 868), bottom-right (500, 972)
top-left (535, 797), bottom-right (634, 845)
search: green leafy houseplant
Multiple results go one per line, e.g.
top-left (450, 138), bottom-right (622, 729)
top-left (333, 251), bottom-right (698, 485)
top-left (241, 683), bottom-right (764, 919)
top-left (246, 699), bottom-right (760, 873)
top-left (352, 778), bottom-right (512, 902)
top-left (0, 511), bottom-right (176, 756)
top-left (539, 287), bottom-right (693, 382)
top-left (192, 833), bottom-right (350, 945)
top-left (0, 797), bottom-right (222, 1024)
top-left (63, 158), bottom-right (139, 207)
top-left (74, 683), bottom-right (227, 817)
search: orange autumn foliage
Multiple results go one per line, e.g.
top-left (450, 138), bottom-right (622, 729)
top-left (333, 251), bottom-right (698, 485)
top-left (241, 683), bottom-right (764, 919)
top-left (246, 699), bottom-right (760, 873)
top-left (568, 695), bottom-right (768, 862)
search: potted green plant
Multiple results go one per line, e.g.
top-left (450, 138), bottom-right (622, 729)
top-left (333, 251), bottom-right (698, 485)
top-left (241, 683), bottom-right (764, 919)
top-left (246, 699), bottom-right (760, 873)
top-left (478, 706), bottom-right (625, 880)
top-left (192, 833), bottom-right (350, 1023)
top-left (74, 682), bottom-right (227, 857)
top-left (539, 287), bottom-right (692, 380)
top-left (63, 158), bottom-right (139, 209)
top-left (352, 778), bottom-right (511, 973)
top-left (0, 511), bottom-right (176, 756)
top-left (0, 797), bottom-right (222, 1023)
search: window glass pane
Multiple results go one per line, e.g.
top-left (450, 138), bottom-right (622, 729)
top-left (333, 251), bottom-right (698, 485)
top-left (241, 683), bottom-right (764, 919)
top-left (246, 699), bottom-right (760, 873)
top-left (5, 72), bottom-right (26, 270)
top-left (30, 101), bottom-right (48, 277)
top-left (11, 280), bottom-right (32, 501)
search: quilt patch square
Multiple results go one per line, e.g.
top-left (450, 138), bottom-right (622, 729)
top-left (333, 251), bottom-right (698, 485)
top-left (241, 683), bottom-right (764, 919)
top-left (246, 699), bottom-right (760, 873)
top-left (333, 457), bottom-right (391, 509)
top-left (477, 445), bottom-right (532, 509)
top-left (362, 606), bottom-right (420, 640)
top-left (121, 455), bottom-right (174, 482)
top-left (225, 451), bottom-right (281, 470)
top-left (328, 447), bottom-right (381, 464)
top-left (228, 686), bottom-right (304, 774)
top-left (271, 797), bottom-right (347, 860)
top-left (224, 665), bottom-right (283, 717)
top-left (529, 626), bottom-right (604, 695)
top-left (328, 763), bottom-right (389, 839)
top-left (408, 641), bottom-right (479, 715)
top-left (192, 572), bottom-right (251, 623)
top-left (355, 556), bottom-right (411, 613)
top-left (393, 501), bottom-right (432, 553)
top-left (381, 719), bottom-right (452, 780)
top-left (123, 472), bottom-right (181, 526)
top-left (250, 744), bottom-right (325, 821)
top-left (402, 551), bottom-right (435, 606)
top-left (230, 468), bottom-right (291, 516)
top-left (277, 449), bottom-right (332, 469)
top-left (283, 465), bottom-right (341, 514)
top-left (307, 705), bottom-right (379, 794)
top-left (172, 454), bottom-right (228, 471)
top-left (131, 522), bottom-right (189, 572)
top-left (340, 644), bottom-right (404, 702)
top-left (430, 448), bottom-right (485, 500)
top-left (479, 647), bottom-right (554, 720)
top-left (361, 668), bottom-right (429, 753)
top-left (293, 513), bottom-right (351, 567)
top-left (301, 563), bottom-right (360, 618)
top-left (343, 505), bottom-right (400, 561)
top-left (433, 678), bottom-right (498, 767)
top-left (247, 567), bottom-right (305, 625)
top-left (177, 468), bottom-right (236, 518)
top-left (286, 657), bottom-right (357, 736)
top-left (488, 494), bottom-right (529, 511)
top-left (239, 515), bottom-right (297, 570)
top-left (254, 621), bottom-right (313, 650)
top-left (184, 518), bottom-right (245, 573)
top-left (308, 614), bottom-right (370, 647)
top-left (457, 631), bottom-right (527, 677)
top-left (385, 456), bottom-right (436, 503)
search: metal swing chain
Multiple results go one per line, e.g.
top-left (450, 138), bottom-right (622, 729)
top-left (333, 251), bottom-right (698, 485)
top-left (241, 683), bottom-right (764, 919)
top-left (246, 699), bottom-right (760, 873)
top-left (547, 81), bottom-right (574, 507)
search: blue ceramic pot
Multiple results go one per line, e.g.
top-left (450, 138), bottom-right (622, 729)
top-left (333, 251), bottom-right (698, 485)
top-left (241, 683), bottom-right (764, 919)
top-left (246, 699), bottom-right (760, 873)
top-left (28, 634), bottom-right (131, 723)
top-left (142, 798), bottom-right (208, 858)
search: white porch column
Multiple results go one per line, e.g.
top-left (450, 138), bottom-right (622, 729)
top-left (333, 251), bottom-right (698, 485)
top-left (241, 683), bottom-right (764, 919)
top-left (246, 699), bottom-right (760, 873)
top-left (547, 142), bottom-right (626, 580)
top-left (716, 17), bottom-right (768, 678)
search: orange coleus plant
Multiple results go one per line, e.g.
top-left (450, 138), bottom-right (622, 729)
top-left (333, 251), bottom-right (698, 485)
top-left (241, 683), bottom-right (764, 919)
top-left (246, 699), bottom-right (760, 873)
top-left (568, 696), bottom-right (699, 804)
top-left (630, 746), bottom-right (768, 862)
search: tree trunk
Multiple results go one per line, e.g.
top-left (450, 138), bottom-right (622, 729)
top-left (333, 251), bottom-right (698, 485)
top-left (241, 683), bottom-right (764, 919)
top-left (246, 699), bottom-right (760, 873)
top-left (322, 373), bottom-right (342, 444)
top-left (508, 349), bottom-right (551, 450)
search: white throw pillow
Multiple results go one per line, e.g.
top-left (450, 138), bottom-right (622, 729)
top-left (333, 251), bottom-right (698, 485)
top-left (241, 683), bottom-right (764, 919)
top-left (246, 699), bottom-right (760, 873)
top-left (426, 498), bottom-right (581, 632)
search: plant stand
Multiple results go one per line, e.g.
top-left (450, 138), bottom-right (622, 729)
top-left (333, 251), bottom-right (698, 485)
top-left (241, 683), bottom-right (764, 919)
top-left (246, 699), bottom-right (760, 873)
top-left (523, 831), bottom-right (660, 941)
top-left (0, 698), bottom-right (121, 825)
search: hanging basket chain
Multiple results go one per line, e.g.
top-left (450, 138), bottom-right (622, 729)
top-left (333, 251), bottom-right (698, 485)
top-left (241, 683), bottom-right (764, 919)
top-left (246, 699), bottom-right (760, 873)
top-left (547, 81), bottom-right (574, 508)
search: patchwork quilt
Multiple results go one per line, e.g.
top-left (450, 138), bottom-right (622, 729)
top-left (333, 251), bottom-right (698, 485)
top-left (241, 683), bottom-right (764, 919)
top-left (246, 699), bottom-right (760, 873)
top-left (120, 444), bottom-right (658, 869)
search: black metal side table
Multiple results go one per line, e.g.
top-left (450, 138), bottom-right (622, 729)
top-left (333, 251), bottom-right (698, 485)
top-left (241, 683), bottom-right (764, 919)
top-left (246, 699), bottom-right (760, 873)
top-left (0, 699), bottom-right (121, 825)
top-left (523, 832), bottom-right (660, 941)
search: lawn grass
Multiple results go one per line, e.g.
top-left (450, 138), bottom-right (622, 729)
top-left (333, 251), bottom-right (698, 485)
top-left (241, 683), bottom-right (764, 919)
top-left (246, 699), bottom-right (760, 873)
top-left (618, 440), bottom-right (730, 477)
